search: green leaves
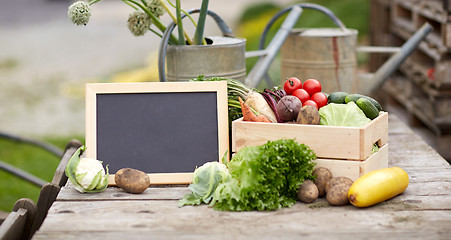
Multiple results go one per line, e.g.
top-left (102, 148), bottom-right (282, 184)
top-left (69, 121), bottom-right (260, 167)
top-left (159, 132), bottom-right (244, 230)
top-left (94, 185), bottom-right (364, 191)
top-left (179, 162), bottom-right (231, 207)
top-left (319, 102), bottom-right (371, 127)
top-left (193, 0), bottom-right (209, 45)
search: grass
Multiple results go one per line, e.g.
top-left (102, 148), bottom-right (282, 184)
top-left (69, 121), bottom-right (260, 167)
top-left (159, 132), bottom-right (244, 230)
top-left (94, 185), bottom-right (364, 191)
top-left (0, 136), bottom-right (84, 212)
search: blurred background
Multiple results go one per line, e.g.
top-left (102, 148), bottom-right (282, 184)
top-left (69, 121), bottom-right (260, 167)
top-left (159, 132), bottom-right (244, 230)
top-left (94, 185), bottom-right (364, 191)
top-left (0, 0), bottom-right (449, 215)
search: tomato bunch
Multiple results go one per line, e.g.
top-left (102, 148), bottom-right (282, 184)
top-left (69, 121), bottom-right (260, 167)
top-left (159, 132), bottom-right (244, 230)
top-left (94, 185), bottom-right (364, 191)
top-left (283, 77), bottom-right (328, 109)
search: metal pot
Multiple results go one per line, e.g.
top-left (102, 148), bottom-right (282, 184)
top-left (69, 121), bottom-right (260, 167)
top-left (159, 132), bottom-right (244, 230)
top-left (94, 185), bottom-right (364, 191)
top-left (159, 9), bottom-right (246, 82)
top-left (165, 36), bottom-right (246, 82)
top-left (281, 28), bottom-right (359, 94)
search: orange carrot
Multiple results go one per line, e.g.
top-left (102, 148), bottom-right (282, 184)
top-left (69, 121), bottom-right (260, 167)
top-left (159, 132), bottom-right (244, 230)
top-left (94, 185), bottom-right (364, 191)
top-left (239, 97), bottom-right (272, 123)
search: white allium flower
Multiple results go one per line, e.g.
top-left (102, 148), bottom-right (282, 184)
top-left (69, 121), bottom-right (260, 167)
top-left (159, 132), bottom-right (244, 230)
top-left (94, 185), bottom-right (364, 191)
top-left (147, 0), bottom-right (165, 18)
top-left (127, 11), bottom-right (152, 36)
top-left (67, 1), bottom-right (92, 26)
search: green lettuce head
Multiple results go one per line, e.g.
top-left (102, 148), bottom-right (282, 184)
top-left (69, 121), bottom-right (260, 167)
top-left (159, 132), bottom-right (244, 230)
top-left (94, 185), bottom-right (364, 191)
top-left (65, 146), bottom-right (109, 193)
top-left (179, 161), bottom-right (231, 207)
top-left (319, 102), bottom-right (371, 127)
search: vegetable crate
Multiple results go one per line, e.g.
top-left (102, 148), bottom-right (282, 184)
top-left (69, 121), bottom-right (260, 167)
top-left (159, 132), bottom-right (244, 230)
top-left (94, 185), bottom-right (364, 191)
top-left (231, 112), bottom-right (389, 181)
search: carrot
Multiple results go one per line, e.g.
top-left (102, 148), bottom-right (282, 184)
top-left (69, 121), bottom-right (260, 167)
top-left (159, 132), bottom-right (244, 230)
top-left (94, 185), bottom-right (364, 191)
top-left (239, 97), bottom-right (272, 123)
top-left (245, 91), bottom-right (277, 123)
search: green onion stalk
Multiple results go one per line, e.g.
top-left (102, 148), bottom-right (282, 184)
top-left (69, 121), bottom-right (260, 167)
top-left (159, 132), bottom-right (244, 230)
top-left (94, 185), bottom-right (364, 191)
top-left (190, 75), bottom-right (254, 123)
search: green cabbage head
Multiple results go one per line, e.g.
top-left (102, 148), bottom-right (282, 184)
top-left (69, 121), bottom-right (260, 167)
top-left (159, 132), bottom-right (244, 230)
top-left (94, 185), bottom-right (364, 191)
top-left (179, 161), bottom-right (231, 207)
top-left (65, 146), bottom-right (109, 193)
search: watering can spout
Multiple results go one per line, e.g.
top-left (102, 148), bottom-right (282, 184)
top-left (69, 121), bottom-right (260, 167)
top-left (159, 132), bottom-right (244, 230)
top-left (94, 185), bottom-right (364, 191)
top-left (368, 22), bottom-right (433, 93)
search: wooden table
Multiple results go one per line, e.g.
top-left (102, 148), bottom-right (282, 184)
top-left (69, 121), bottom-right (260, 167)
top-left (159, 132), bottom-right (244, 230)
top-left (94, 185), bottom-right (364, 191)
top-left (32, 115), bottom-right (451, 239)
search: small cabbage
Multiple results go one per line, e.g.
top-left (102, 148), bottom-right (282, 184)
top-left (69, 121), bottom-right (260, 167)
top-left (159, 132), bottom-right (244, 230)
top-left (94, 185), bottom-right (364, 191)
top-left (65, 146), bottom-right (109, 193)
top-left (179, 161), bottom-right (231, 207)
top-left (319, 102), bottom-right (371, 127)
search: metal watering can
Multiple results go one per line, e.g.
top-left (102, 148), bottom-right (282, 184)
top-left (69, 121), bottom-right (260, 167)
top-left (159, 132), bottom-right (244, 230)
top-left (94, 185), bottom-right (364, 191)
top-left (245, 3), bottom-right (433, 95)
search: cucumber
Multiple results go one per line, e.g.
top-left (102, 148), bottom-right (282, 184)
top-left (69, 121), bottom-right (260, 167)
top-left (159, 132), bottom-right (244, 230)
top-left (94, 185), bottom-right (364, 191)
top-left (328, 91), bottom-right (349, 104)
top-left (356, 98), bottom-right (379, 120)
top-left (345, 93), bottom-right (382, 111)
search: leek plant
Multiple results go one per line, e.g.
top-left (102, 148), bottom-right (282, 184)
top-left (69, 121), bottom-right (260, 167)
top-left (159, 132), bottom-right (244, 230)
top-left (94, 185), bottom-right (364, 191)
top-left (67, 0), bottom-right (210, 45)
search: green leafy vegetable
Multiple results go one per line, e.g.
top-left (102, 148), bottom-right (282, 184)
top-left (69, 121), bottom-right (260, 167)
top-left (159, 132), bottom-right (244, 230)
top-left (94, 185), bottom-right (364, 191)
top-left (179, 161), bottom-right (231, 207)
top-left (191, 75), bottom-right (251, 124)
top-left (65, 146), bottom-right (109, 193)
top-left (210, 139), bottom-right (317, 211)
top-left (319, 102), bottom-right (371, 127)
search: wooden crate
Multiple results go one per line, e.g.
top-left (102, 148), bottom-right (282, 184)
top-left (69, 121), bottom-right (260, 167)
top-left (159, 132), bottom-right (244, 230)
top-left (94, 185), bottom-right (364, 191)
top-left (232, 112), bottom-right (388, 160)
top-left (315, 144), bottom-right (388, 181)
top-left (231, 112), bottom-right (389, 181)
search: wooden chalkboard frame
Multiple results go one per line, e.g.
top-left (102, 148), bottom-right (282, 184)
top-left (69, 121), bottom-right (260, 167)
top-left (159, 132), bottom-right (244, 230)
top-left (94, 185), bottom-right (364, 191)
top-left (85, 81), bottom-right (229, 185)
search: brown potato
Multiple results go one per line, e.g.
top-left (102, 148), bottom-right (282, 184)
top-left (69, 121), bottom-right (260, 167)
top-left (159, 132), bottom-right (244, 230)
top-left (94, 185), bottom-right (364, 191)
top-left (313, 167), bottom-right (333, 197)
top-left (115, 168), bottom-right (150, 194)
top-left (297, 180), bottom-right (319, 203)
top-left (296, 105), bottom-right (320, 125)
top-left (326, 183), bottom-right (352, 206)
top-left (325, 176), bottom-right (353, 194)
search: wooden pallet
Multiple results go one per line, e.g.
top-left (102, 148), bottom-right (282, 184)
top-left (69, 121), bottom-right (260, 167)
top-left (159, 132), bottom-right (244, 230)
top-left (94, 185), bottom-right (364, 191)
top-left (383, 74), bottom-right (451, 134)
top-left (392, 0), bottom-right (450, 50)
top-left (369, 0), bottom-right (393, 72)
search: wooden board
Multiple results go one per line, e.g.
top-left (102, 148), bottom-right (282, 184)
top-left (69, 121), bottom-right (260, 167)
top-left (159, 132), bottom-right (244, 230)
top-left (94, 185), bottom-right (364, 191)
top-left (85, 81), bottom-right (229, 184)
top-left (232, 112), bottom-right (388, 160)
top-left (34, 197), bottom-right (451, 240)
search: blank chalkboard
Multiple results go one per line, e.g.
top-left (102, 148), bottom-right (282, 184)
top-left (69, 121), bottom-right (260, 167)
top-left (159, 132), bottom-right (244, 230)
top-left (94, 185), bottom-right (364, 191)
top-left (85, 82), bottom-right (229, 184)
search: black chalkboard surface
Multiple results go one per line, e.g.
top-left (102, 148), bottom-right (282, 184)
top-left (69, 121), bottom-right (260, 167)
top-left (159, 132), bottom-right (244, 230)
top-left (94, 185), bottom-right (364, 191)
top-left (85, 82), bottom-right (229, 184)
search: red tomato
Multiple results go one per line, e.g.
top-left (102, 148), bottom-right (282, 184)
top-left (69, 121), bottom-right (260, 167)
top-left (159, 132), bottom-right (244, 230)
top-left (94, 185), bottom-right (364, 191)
top-left (283, 77), bottom-right (302, 95)
top-left (292, 88), bottom-right (310, 104)
top-left (302, 79), bottom-right (322, 96)
top-left (303, 100), bottom-right (318, 109)
top-left (311, 92), bottom-right (328, 109)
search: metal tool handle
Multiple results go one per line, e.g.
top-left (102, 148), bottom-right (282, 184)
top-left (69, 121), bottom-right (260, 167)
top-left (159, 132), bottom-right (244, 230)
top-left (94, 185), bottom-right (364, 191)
top-left (158, 9), bottom-right (234, 82)
top-left (258, 3), bottom-right (347, 50)
top-left (245, 6), bottom-right (303, 88)
top-left (368, 22), bottom-right (433, 93)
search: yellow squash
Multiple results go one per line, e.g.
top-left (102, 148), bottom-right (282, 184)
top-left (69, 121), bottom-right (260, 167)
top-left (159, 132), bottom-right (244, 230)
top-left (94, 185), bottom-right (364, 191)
top-left (348, 167), bottom-right (409, 207)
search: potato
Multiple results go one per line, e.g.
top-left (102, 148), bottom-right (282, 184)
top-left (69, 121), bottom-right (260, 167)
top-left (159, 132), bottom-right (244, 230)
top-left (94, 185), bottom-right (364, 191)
top-left (115, 168), bottom-right (150, 194)
top-left (325, 176), bottom-right (353, 194)
top-left (313, 167), bottom-right (333, 197)
top-left (326, 183), bottom-right (352, 206)
top-left (297, 180), bottom-right (319, 203)
top-left (296, 105), bottom-right (320, 125)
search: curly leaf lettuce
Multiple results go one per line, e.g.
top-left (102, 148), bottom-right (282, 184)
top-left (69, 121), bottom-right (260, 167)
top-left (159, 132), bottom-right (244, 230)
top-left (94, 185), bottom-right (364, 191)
top-left (210, 139), bottom-right (317, 211)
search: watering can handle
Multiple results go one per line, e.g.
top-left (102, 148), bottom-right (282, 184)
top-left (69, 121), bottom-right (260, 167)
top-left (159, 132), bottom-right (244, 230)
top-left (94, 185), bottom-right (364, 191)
top-left (258, 3), bottom-right (347, 50)
top-left (158, 9), bottom-right (234, 82)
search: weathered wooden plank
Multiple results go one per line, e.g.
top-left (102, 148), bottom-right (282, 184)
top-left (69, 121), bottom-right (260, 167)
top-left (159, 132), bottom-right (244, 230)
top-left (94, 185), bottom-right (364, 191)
top-left (388, 133), bottom-right (450, 168)
top-left (58, 172), bottom-right (451, 202)
top-left (57, 185), bottom-right (191, 201)
top-left (34, 200), bottom-right (451, 240)
top-left (31, 229), bottom-right (451, 240)
top-left (388, 114), bottom-right (415, 135)
top-left (0, 208), bottom-right (28, 240)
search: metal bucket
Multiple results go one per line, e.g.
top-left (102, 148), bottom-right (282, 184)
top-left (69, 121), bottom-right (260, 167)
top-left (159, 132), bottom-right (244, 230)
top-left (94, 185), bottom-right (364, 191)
top-left (166, 36), bottom-right (246, 82)
top-left (281, 28), bottom-right (359, 94)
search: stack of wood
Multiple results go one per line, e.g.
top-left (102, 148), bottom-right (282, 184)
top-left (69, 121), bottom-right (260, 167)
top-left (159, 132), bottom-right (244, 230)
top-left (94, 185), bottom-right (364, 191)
top-left (370, 0), bottom-right (451, 135)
